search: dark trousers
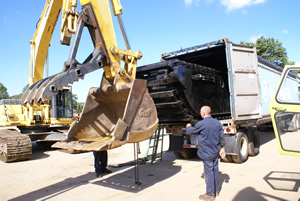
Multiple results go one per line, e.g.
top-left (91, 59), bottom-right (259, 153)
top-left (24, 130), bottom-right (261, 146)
top-left (203, 156), bottom-right (219, 197)
top-left (93, 151), bottom-right (108, 174)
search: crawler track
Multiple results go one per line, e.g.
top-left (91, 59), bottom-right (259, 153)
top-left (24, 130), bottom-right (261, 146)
top-left (0, 129), bottom-right (32, 162)
top-left (136, 59), bottom-right (231, 125)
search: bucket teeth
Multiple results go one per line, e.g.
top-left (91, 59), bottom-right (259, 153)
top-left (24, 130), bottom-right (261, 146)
top-left (21, 51), bottom-right (104, 105)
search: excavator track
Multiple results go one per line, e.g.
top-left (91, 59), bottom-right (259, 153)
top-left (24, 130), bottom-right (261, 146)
top-left (136, 59), bottom-right (231, 125)
top-left (0, 129), bottom-right (32, 163)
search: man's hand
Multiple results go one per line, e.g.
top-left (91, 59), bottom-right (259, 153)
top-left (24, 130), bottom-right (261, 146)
top-left (219, 147), bottom-right (226, 159)
top-left (186, 123), bottom-right (192, 128)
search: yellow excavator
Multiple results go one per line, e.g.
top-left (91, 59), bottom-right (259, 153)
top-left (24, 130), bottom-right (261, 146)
top-left (21, 0), bottom-right (158, 153)
top-left (0, 0), bottom-right (81, 162)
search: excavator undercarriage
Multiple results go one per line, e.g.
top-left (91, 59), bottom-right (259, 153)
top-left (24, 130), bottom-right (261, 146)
top-left (0, 129), bottom-right (32, 162)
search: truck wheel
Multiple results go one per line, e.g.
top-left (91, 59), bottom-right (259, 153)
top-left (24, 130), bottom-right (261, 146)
top-left (232, 132), bottom-right (248, 163)
top-left (181, 148), bottom-right (197, 159)
top-left (247, 127), bottom-right (260, 156)
top-left (173, 151), bottom-right (183, 158)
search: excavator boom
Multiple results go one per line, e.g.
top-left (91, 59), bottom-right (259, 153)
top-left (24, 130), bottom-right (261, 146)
top-left (22, 0), bottom-right (158, 152)
top-left (28, 0), bottom-right (79, 85)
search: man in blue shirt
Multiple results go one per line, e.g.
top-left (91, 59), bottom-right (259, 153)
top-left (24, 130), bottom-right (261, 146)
top-left (186, 106), bottom-right (226, 201)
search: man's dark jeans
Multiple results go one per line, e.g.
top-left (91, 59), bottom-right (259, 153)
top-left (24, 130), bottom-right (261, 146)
top-left (203, 156), bottom-right (219, 197)
top-left (93, 151), bottom-right (108, 174)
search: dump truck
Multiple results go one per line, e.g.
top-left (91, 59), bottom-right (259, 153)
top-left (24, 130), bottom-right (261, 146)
top-left (136, 38), bottom-right (299, 163)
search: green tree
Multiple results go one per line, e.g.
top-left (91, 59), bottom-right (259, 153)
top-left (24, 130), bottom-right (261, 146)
top-left (240, 41), bottom-right (255, 47)
top-left (77, 102), bottom-right (84, 113)
top-left (9, 84), bottom-right (29, 99)
top-left (72, 93), bottom-right (84, 116)
top-left (240, 36), bottom-right (294, 68)
top-left (0, 83), bottom-right (9, 99)
top-left (22, 84), bottom-right (29, 93)
top-left (72, 94), bottom-right (78, 110)
top-left (10, 94), bottom-right (23, 99)
top-left (286, 60), bottom-right (295, 65)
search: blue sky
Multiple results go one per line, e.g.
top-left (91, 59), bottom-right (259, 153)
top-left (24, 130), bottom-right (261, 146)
top-left (1, 0), bottom-right (299, 102)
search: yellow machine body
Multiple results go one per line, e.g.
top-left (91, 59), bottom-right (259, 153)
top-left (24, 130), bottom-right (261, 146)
top-left (53, 0), bottom-right (158, 151)
top-left (20, 0), bottom-right (158, 152)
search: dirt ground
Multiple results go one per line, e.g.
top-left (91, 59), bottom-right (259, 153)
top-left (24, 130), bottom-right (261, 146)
top-left (1, 130), bottom-right (299, 201)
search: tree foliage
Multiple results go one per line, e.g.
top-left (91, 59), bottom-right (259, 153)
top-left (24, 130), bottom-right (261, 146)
top-left (10, 94), bottom-right (23, 99)
top-left (0, 83), bottom-right (9, 99)
top-left (72, 94), bottom-right (78, 109)
top-left (240, 36), bottom-right (294, 68)
top-left (22, 84), bottom-right (29, 93)
top-left (72, 94), bottom-right (84, 113)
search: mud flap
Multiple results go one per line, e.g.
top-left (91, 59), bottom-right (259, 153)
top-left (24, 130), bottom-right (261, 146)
top-left (168, 135), bottom-right (184, 152)
top-left (52, 79), bottom-right (158, 151)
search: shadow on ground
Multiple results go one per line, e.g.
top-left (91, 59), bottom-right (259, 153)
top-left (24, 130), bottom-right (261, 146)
top-left (264, 171), bottom-right (300, 192)
top-left (9, 152), bottom-right (181, 201)
top-left (258, 128), bottom-right (276, 146)
top-left (200, 171), bottom-right (230, 194)
top-left (232, 187), bottom-right (289, 201)
top-left (30, 142), bottom-right (54, 160)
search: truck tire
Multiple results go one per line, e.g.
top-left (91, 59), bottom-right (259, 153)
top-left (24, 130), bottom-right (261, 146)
top-left (247, 127), bottom-right (260, 156)
top-left (232, 132), bottom-right (248, 163)
top-left (181, 148), bottom-right (197, 159)
top-left (173, 151), bottom-right (183, 159)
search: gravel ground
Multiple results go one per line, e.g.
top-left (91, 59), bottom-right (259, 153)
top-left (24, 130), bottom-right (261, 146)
top-left (0, 130), bottom-right (299, 201)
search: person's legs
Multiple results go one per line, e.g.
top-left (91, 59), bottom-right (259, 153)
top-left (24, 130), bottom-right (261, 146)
top-left (212, 156), bottom-right (219, 196)
top-left (93, 151), bottom-right (111, 177)
top-left (99, 151), bottom-right (108, 172)
top-left (93, 151), bottom-right (102, 174)
top-left (203, 160), bottom-right (215, 197)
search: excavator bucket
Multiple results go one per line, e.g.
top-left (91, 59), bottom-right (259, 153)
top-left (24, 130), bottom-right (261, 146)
top-left (52, 79), bottom-right (158, 151)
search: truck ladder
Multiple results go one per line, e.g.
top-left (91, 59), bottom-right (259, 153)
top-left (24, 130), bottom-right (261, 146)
top-left (144, 124), bottom-right (164, 164)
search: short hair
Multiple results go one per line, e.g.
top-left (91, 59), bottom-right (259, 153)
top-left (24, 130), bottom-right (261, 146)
top-left (200, 106), bottom-right (211, 115)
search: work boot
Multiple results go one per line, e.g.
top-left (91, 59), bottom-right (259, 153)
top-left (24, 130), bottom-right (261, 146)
top-left (199, 193), bottom-right (215, 201)
top-left (101, 168), bottom-right (112, 174)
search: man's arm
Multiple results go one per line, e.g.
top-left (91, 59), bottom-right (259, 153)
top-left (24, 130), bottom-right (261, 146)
top-left (219, 122), bottom-right (226, 147)
top-left (185, 122), bottom-right (201, 136)
top-left (219, 147), bottom-right (226, 159)
top-left (218, 122), bottom-right (226, 159)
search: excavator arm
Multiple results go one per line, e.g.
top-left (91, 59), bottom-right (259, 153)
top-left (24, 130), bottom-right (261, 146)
top-left (22, 0), bottom-right (158, 151)
top-left (28, 0), bottom-right (78, 85)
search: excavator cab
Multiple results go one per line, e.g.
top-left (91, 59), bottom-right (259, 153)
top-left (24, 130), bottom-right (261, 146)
top-left (51, 87), bottom-right (73, 119)
top-left (22, 0), bottom-right (158, 152)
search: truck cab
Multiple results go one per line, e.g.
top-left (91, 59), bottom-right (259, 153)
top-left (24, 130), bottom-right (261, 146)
top-left (269, 65), bottom-right (300, 156)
